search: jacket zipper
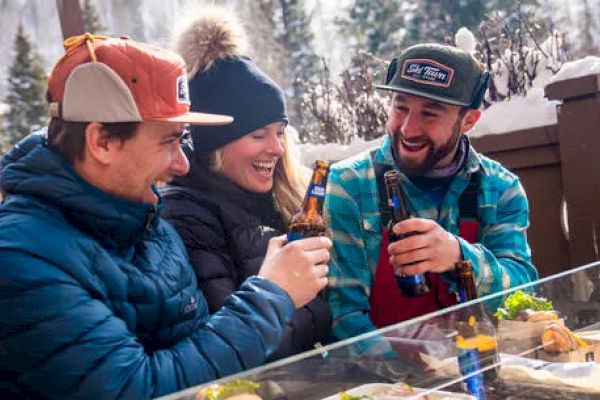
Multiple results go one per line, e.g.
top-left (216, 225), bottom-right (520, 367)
top-left (145, 207), bottom-right (156, 231)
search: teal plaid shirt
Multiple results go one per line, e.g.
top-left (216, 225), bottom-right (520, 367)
top-left (324, 135), bottom-right (538, 349)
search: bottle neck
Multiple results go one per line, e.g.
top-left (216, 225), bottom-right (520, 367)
top-left (457, 270), bottom-right (478, 303)
top-left (298, 167), bottom-right (328, 218)
top-left (386, 181), bottom-right (411, 224)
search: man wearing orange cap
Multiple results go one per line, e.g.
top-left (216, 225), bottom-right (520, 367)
top-left (0, 34), bottom-right (330, 399)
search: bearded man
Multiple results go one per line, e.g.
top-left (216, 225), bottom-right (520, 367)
top-left (324, 43), bottom-right (537, 353)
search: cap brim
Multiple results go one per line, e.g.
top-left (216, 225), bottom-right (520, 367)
top-left (153, 112), bottom-right (233, 126)
top-left (375, 84), bottom-right (470, 107)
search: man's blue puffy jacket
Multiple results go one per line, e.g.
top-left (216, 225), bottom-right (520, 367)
top-left (0, 133), bottom-right (295, 399)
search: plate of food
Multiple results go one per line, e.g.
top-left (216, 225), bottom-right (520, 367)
top-left (321, 383), bottom-right (476, 400)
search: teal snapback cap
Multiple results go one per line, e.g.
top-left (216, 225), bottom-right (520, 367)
top-left (376, 43), bottom-right (489, 109)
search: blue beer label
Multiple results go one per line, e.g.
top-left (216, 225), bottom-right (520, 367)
top-left (309, 183), bottom-right (326, 199)
top-left (457, 287), bottom-right (467, 303)
top-left (397, 273), bottom-right (423, 285)
top-left (287, 231), bottom-right (304, 242)
top-left (388, 194), bottom-right (400, 210)
top-left (458, 348), bottom-right (486, 400)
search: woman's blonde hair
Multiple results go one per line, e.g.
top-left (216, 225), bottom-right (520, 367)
top-left (209, 128), bottom-right (308, 224)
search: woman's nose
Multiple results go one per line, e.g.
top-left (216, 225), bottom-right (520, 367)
top-left (267, 134), bottom-right (285, 156)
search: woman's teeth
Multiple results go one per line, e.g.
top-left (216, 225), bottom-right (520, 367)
top-left (155, 180), bottom-right (167, 188)
top-left (252, 160), bottom-right (275, 174)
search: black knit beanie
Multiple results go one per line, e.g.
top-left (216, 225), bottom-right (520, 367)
top-left (188, 56), bottom-right (288, 154)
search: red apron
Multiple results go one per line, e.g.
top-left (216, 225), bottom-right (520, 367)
top-left (369, 220), bottom-right (478, 328)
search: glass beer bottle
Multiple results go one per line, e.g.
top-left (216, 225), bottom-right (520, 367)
top-left (384, 170), bottom-right (429, 296)
top-left (287, 160), bottom-right (330, 242)
top-left (455, 260), bottom-right (500, 399)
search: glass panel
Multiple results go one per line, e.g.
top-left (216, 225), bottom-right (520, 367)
top-left (159, 261), bottom-right (600, 400)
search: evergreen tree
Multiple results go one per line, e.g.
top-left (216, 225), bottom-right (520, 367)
top-left (278, 0), bottom-right (320, 85)
top-left (2, 24), bottom-right (47, 153)
top-left (336, 0), bottom-right (405, 60)
top-left (339, 0), bottom-right (541, 57)
top-left (82, 0), bottom-right (105, 34)
top-left (249, 0), bottom-right (320, 141)
top-left (406, 0), bottom-right (488, 45)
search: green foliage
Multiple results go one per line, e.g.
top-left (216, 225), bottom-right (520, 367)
top-left (494, 289), bottom-right (554, 320)
top-left (82, 0), bottom-right (105, 34)
top-left (2, 24), bottom-right (47, 153)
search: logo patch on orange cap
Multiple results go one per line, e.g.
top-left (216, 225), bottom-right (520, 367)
top-left (401, 58), bottom-right (454, 88)
top-left (177, 75), bottom-right (191, 105)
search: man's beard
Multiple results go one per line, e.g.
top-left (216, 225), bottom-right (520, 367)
top-left (391, 120), bottom-right (462, 177)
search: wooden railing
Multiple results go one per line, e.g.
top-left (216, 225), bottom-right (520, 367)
top-left (473, 73), bottom-right (600, 304)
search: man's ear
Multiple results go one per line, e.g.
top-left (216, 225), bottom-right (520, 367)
top-left (460, 109), bottom-right (481, 133)
top-left (84, 122), bottom-right (120, 166)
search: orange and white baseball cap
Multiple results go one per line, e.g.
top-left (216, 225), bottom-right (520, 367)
top-left (47, 33), bottom-right (233, 126)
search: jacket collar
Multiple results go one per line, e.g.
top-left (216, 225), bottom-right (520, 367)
top-left (0, 132), bottom-right (158, 249)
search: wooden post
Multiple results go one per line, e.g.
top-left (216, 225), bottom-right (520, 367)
top-left (546, 73), bottom-right (600, 301)
top-left (56, 0), bottom-right (85, 40)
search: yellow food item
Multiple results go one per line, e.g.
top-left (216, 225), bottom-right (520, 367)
top-left (195, 380), bottom-right (262, 400)
top-left (197, 391), bottom-right (262, 400)
top-left (541, 322), bottom-right (588, 353)
top-left (455, 334), bottom-right (498, 352)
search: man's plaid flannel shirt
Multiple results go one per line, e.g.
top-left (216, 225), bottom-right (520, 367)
top-left (323, 135), bottom-right (538, 350)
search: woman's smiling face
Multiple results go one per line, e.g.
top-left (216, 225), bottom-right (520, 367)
top-left (219, 121), bottom-right (286, 193)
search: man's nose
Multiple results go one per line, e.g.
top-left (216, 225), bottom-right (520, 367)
top-left (400, 112), bottom-right (421, 137)
top-left (172, 146), bottom-right (190, 176)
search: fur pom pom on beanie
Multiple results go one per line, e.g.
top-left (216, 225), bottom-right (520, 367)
top-left (175, 7), bottom-right (288, 154)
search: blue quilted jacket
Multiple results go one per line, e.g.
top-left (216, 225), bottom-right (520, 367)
top-left (0, 133), bottom-right (295, 399)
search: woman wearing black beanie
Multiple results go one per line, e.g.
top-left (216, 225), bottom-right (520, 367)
top-left (161, 7), bottom-right (331, 362)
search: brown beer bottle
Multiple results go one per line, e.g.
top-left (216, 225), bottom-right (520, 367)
top-left (287, 160), bottom-right (330, 242)
top-left (455, 260), bottom-right (500, 393)
top-left (384, 170), bottom-right (429, 296)
top-left (455, 260), bottom-right (479, 304)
